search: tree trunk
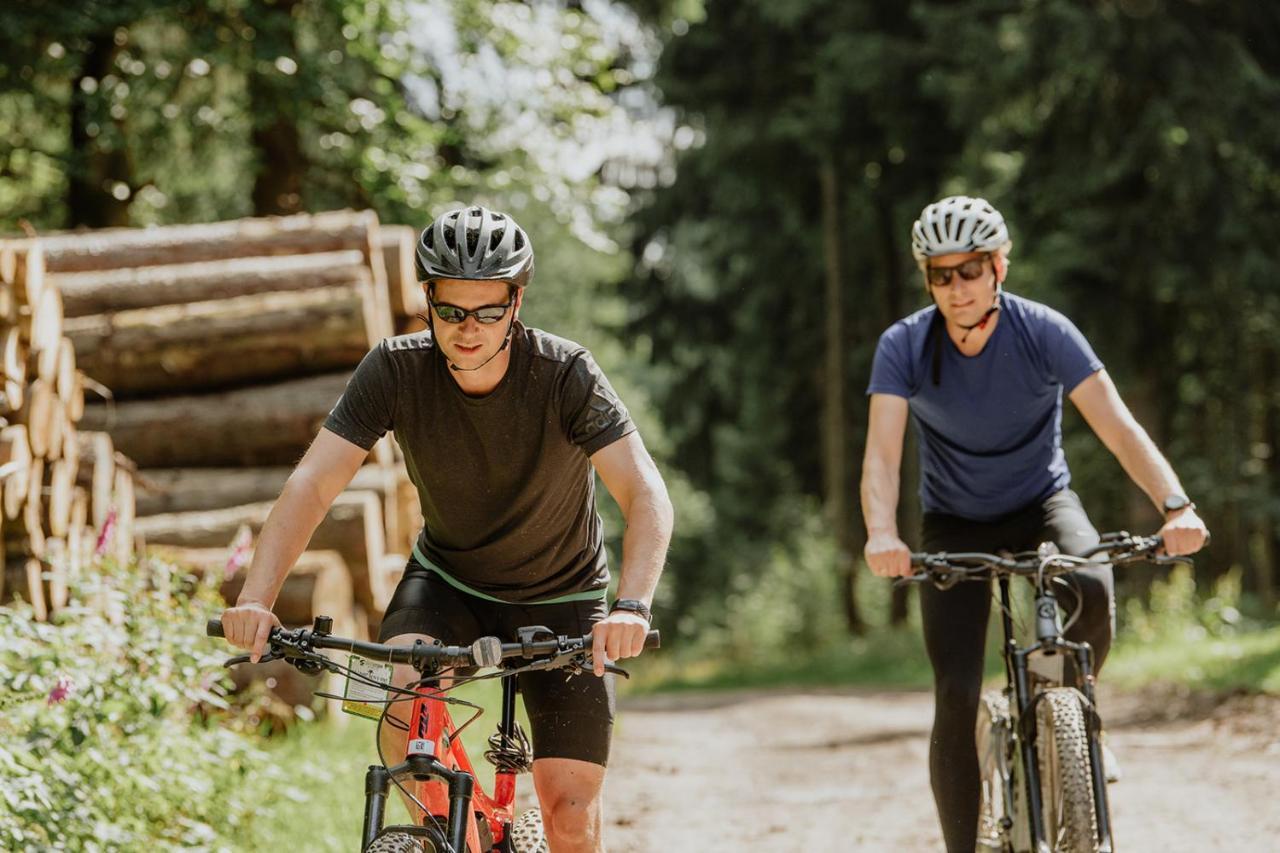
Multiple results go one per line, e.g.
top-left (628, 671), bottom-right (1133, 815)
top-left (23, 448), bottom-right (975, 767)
top-left (135, 464), bottom-right (398, 516)
top-left (39, 210), bottom-right (381, 273)
top-left (0, 425), bottom-right (32, 520)
top-left (249, 0), bottom-right (304, 216)
top-left (54, 250), bottom-right (369, 316)
top-left (66, 285), bottom-right (379, 398)
top-left (68, 31), bottom-right (132, 228)
top-left (136, 491), bottom-right (391, 612)
top-left (78, 372), bottom-right (352, 467)
top-left (820, 155), bottom-right (864, 635)
top-left (16, 379), bottom-right (56, 459)
top-left (378, 226), bottom-right (426, 321)
top-left (74, 431), bottom-right (115, 529)
top-left (2, 325), bottom-right (26, 414)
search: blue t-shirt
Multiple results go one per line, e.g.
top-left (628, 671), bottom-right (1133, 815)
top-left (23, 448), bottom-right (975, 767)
top-left (867, 292), bottom-right (1103, 521)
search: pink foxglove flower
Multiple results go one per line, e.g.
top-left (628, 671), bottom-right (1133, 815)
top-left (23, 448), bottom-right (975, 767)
top-left (47, 675), bottom-right (75, 706)
top-left (225, 525), bottom-right (254, 580)
top-left (95, 508), bottom-right (118, 557)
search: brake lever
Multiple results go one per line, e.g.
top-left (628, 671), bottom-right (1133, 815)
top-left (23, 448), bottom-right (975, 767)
top-left (222, 651), bottom-right (284, 668)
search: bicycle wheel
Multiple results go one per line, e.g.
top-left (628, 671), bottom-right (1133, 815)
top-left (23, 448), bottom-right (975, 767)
top-left (1034, 687), bottom-right (1099, 852)
top-left (975, 690), bottom-right (1013, 851)
top-left (364, 831), bottom-right (424, 853)
top-left (509, 808), bottom-right (550, 853)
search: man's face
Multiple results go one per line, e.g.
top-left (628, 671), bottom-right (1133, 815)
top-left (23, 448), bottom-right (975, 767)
top-left (428, 279), bottom-right (520, 369)
top-left (925, 251), bottom-right (1002, 327)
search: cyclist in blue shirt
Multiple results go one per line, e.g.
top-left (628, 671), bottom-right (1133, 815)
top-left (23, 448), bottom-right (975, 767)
top-left (860, 195), bottom-right (1209, 851)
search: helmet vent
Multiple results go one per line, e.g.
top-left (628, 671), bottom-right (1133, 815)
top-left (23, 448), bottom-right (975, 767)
top-left (514, 231), bottom-right (525, 250)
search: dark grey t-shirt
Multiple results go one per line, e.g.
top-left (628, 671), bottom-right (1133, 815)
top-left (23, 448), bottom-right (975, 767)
top-left (323, 322), bottom-right (636, 602)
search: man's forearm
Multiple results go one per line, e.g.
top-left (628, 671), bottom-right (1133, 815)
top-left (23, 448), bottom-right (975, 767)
top-left (860, 459), bottom-right (901, 536)
top-left (236, 476), bottom-right (332, 608)
top-left (1104, 418), bottom-right (1187, 510)
top-left (613, 486), bottom-right (673, 606)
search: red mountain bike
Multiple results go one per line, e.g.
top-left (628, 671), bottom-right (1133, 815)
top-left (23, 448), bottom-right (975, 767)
top-left (207, 617), bottom-right (659, 852)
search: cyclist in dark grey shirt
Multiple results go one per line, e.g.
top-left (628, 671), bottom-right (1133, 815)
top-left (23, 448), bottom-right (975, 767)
top-left (220, 205), bottom-right (674, 852)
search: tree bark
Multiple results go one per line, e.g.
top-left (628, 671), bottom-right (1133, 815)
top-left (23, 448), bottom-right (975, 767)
top-left (66, 285), bottom-right (379, 398)
top-left (136, 491), bottom-right (391, 612)
top-left (39, 210), bottom-right (381, 273)
top-left (79, 372), bottom-right (353, 468)
top-left (378, 226), bottom-right (425, 321)
top-left (135, 464), bottom-right (398, 516)
top-left (53, 250), bottom-right (369, 317)
top-left (67, 31), bottom-right (132, 229)
top-left (820, 155), bottom-right (864, 635)
top-left (16, 379), bottom-right (56, 459)
top-left (74, 431), bottom-right (115, 529)
top-left (2, 326), bottom-right (24, 415)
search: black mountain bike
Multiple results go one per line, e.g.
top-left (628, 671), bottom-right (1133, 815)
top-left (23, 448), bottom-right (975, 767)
top-left (901, 531), bottom-right (1189, 853)
top-left (207, 617), bottom-right (658, 852)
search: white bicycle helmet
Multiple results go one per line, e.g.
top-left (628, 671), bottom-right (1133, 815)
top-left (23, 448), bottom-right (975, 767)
top-left (910, 196), bottom-right (1009, 267)
top-left (415, 205), bottom-right (534, 287)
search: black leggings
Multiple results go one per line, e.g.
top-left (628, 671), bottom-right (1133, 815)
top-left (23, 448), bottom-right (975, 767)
top-left (920, 490), bottom-right (1114, 853)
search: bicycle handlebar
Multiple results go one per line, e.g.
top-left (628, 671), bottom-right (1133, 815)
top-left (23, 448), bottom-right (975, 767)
top-left (900, 531), bottom-right (1191, 588)
top-left (206, 618), bottom-right (661, 672)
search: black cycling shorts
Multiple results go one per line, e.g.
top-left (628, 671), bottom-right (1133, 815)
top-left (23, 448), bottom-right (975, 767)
top-left (378, 562), bottom-right (615, 767)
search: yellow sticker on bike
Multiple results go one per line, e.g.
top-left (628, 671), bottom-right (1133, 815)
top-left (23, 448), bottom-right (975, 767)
top-left (342, 655), bottom-right (393, 720)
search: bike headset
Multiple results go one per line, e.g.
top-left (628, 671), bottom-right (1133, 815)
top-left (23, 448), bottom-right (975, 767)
top-left (415, 205), bottom-right (535, 373)
top-left (910, 195), bottom-right (1011, 385)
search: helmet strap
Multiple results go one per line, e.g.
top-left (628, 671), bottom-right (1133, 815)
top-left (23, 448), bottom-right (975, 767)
top-left (956, 278), bottom-right (1002, 344)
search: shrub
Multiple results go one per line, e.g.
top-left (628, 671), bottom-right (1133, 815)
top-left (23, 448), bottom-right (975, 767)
top-left (0, 554), bottom-right (286, 851)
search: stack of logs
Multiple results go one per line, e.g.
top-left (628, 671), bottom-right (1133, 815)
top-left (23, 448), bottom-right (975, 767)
top-left (0, 239), bottom-right (111, 621)
top-left (1, 211), bottom-right (428, 639)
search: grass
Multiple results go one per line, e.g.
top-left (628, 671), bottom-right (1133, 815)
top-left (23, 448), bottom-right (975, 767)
top-left (1105, 622), bottom-right (1280, 693)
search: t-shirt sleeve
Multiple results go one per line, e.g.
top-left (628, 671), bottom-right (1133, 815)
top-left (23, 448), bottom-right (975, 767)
top-left (866, 322), bottom-right (915, 398)
top-left (323, 343), bottom-right (397, 450)
top-left (560, 350), bottom-right (637, 456)
top-left (1040, 308), bottom-right (1104, 392)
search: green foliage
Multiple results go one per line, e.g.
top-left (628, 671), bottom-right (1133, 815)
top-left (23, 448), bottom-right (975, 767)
top-left (0, 555), bottom-right (283, 850)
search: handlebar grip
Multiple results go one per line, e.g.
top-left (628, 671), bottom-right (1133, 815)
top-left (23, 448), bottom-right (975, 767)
top-left (645, 629), bottom-right (661, 649)
top-left (207, 619), bottom-right (225, 638)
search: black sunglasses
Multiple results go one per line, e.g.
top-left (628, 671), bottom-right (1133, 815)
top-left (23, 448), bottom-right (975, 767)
top-left (430, 299), bottom-right (513, 324)
top-left (926, 255), bottom-right (992, 287)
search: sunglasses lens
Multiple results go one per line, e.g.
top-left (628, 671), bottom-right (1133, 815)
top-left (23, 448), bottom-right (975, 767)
top-left (473, 305), bottom-right (509, 323)
top-left (434, 305), bottom-right (466, 323)
top-left (927, 268), bottom-right (953, 287)
top-left (957, 259), bottom-right (987, 280)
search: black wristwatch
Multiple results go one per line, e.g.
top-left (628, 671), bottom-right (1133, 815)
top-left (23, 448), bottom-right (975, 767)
top-left (1162, 493), bottom-right (1195, 516)
top-left (610, 598), bottom-right (651, 622)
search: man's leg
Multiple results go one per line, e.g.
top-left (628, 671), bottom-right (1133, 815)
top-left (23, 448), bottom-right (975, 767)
top-left (510, 597), bottom-right (615, 853)
top-left (532, 758), bottom-right (607, 853)
top-left (374, 566), bottom-right (484, 822)
top-left (1040, 490), bottom-right (1115, 672)
top-left (920, 577), bottom-right (993, 852)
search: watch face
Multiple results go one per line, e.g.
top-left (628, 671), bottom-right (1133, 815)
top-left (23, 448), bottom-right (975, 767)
top-left (1164, 494), bottom-right (1190, 512)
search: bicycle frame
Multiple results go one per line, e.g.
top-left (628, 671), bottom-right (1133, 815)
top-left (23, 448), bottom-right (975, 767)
top-left (994, 573), bottom-right (1113, 852)
top-left (362, 673), bottom-right (522, 853)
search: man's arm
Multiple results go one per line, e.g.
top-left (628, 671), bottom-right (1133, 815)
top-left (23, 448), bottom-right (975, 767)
top-left (221, 428), bottom-right (370, 660)
top-left (588, 431), bottom-right (674, 676)
top-left (1069, 370), bottom-right (1209, 556)
top-left (860, 393), bottom-right (914, 577)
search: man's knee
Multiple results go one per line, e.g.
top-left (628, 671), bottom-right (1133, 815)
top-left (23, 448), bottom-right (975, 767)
top-left (934, 671), bottom-right (982, 719)
top-left (543, 794), bottom-right (601, 840)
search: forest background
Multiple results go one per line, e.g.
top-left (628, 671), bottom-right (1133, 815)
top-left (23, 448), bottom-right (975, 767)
top-left (3, 0), bottom-right (1279, 691)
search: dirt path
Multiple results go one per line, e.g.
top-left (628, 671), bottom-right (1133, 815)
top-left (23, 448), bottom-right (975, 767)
top-left (603, 686), bottom-right (1280, 851)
